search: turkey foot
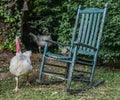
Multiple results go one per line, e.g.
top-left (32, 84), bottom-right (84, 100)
top-left (13, 87), bottom-right (19, 93)
top-left (13, 77), bottom-right (19, 93)
top-left (25, 76), bottom-right (31, 86)
top-left (26, 81), bottom-right (31, 86)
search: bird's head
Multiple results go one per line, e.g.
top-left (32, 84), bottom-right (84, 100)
top-left (16, 36), bottom-right (21, 54)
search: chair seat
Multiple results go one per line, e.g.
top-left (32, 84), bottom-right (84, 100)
top-left (71, 48), bottom-right (96, 55)
top-left (46, 52), bottom-right (71, 60)
top-left (77, 49), bottom-right (95, 55)
top-left (46, 48), bottom-right (95, 60)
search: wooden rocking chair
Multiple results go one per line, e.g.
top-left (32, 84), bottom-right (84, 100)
top-left (37, 3), bottom-right (108, 92)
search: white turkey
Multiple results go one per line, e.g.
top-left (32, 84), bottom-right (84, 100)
top-left (9, 36), bottom-right (33, 92)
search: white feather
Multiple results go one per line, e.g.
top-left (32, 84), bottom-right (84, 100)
top-left (9, 51), bottom-right (33, 77)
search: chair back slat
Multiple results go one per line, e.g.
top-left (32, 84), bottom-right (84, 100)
top-left (85, 14), bottom-right (93, 43)
top-left (87, 13), bottom-right (97, 52)
top-left (85, 14), bottom-right (93, 51)
top-left (78, 14), bottom-right (85, 42)
top-left (91, 13), bottom-right (101, 48)
top-left (81, 14), bottom-right (89, 43)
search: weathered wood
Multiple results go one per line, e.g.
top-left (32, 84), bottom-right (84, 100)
top-left (37, 3), bottom-right (108, 92)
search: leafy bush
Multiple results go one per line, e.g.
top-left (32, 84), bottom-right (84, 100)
top-left (0, 0), bottom-right (119, 65)
top-left (99, 1), bottom-right (120, 65)
top-left (0, 0), bottom-right (23, 51)
top-left (28, 0), bottom-right (63, 35)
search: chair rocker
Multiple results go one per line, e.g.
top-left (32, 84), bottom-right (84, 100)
top-left (37, 3), bottom-right (108, 92)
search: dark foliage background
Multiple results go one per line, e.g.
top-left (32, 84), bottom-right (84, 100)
top-left (0, 0), bottom-right (120, 66)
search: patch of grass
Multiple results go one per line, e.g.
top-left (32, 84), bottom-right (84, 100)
top-left (0, 45), bottom-right (3, 50)
top-left (0, 67), bottom-right (120, 100)
top-left (79, 67), bottom-right (120, 100)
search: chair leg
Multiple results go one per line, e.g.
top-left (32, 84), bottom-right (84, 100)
top-left (65, 63), bottom-right (70, 78)
top-left (37, 44), bottom-right (48, 83)
top-left (65, 63), bottom-right (75, 91)
top-left (36, 54), bottom-right (46, 83)
top-left (65, 48), bottom-right (77, 91)
top-left (89, 58), bottom-right (97, 85)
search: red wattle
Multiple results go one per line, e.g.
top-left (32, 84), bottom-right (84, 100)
top-left (16, 39), bottom-right (21, 53)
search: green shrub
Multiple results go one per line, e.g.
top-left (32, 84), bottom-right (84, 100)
top-left (0, 0), bottom-right (23, 51)
top-left (0, 0), bottom-right (119, 65)
top-left (99, 1), bottom-right (120, 64)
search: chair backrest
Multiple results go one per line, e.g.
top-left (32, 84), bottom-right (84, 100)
top-left (70, 3), bottom-right (108, 55)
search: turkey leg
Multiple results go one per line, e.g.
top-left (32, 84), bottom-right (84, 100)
top-left (13, 76), bottom-right (19, 92)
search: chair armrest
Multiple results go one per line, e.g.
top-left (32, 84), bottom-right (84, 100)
top-left (45, 40), bottom-right (71, 47)
top-left (74, 41), bottom-right (97, 51)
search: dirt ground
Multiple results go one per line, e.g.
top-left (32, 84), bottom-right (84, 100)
top-left (0, 48), bottom-right (119, 82)
top-left (0, 49), bottom-right (42, 81)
